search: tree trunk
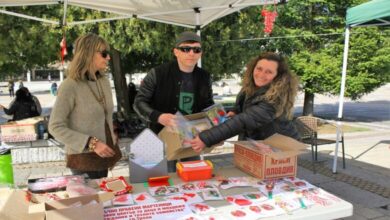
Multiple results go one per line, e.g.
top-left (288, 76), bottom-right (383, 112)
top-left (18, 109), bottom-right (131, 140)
top-left (302, 91), bottom-right (314, 116)
top-left (111, 48), bottom-right (130, 119)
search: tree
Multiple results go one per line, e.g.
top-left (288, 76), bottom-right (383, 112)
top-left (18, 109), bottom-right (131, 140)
top-left (276, 0), bottom-right (389, 116)
top-left (0, 6), bottom-right (61, 79)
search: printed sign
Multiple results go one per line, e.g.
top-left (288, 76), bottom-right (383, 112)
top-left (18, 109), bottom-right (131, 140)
top-left (104, 200), bottom-right (191, 220)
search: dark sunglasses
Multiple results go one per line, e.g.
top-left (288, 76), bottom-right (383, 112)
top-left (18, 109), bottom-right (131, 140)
top-left (98, 50), bottom-right (110, 58)
top-left (176, 46), bottom-right (202, 53)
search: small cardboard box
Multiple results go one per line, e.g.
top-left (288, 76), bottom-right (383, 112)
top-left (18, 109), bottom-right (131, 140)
top-left (29, 192), bottom-right (114, 220)
top-left (176, 160), bottom-right (213, 182)
top-left (158, 112), bottom-right (216, 161)
top-left (0, 116), bottom-right (44, 142)
top-left (233, 133), bottom-right (306, 180)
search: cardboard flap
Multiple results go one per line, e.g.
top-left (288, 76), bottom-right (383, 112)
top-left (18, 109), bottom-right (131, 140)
top-left (263, 133), bottom-right (307, 151)
top-left (268, 150), bottom-right (303, 159)
top-left (45, 194), bottom-right (100, 210)
top-left (1, 189), bottom-right (43, 220)
top-left (184, 112), bottom-right (207, 120)
top-left (168, 145), bottom-right (215, 161)
top-left (45, 202), bottom-right (103, 220)
top-left (29, 203), bottom-right (46, 214)
top-left (158, 128), bottom-right (182, 159)
top-left (158, 112), bottom-right (217, 160)
top-left (97, 192), bottom-right (115, 202)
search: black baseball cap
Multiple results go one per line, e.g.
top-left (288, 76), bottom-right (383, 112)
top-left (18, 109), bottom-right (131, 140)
top-left (175, 31), bottom-right (201, 47)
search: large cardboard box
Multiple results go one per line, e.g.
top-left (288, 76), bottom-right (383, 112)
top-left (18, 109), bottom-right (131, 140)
top-left (0, 189), bottom-right (42, 220)
top-left (233, 134), bottom-right (306, 180)
top-left (0, 116), bottom-right (44, 142)
top-left (29, 193), bottom-right (114, 220)
top-left (158, 112), bottom-right (217, 160)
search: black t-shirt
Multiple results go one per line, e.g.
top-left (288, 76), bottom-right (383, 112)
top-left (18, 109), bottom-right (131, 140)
top-left (179, 71), bottom-right (194, 114)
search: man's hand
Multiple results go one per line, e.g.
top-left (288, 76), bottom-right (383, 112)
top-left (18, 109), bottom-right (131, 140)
top-left (0, 105), bottom-right (4, 110)
top-left (158, 113), bottom-right (177, 127)
top-left (190, 135), bottom-right (206, 153)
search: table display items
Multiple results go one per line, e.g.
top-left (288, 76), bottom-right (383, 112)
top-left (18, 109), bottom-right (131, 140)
top-left (174, 111), bottom-right (213, 148)
top-left (27, 175), bottom-right (85, 193)
top-left (1, 173), bottom-right (351, 220)
top-left (99, 176), bottom-right (133, 196)
top-left (202, 103), bottom-right (228, 126)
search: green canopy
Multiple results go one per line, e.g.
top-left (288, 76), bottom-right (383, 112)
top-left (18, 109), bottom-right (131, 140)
top-left (346, 0), bottom-right (390, 26)
top-left (334, 0), bottom-right (390, 173)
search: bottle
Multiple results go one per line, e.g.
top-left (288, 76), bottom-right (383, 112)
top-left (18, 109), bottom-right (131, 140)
top-left (37, 122), bottom-right (45, 139)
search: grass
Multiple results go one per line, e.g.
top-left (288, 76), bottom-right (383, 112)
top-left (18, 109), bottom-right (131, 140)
top-left (318, 124), bottom-right (370, 134)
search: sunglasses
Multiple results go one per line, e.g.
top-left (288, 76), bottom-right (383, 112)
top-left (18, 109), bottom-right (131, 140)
top-left (176, 46), bottom-right (202, 53)
top-left (98, 50), bottom-right (110, 58)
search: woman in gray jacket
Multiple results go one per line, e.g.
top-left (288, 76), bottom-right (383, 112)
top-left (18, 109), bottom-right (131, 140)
top-left (191, 52), bottom-right (299, 152)
top-left (49, 33), bottom-right (121, 179)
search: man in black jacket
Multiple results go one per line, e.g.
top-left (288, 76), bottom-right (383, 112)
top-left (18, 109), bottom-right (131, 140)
top-left (134, 31), bottom-right (214, 171)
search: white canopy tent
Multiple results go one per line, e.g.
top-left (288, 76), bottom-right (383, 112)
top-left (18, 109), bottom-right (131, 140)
top-left (0, 0), bottom-right (285, 28)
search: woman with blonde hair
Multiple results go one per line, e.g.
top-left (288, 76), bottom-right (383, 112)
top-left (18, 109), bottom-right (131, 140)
top-left (191, 52), bottom-right (299, 152)
top-left (49, 33), bottom-right (121, 179)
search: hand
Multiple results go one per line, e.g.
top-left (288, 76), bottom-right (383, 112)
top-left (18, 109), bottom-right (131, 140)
top-left (93, 141), bottom-right (115, 158)
top-left (226, 111), bottom-right (236, 117)
top-left (158, 113), bottom-right (177, 127)
top-left (190, 135), bottom-right (206, 153)
top-left (0, 105), bottom-right (4, 109)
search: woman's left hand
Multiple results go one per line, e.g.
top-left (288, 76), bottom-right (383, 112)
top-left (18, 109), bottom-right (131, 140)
top-left (190, 135), bottom-right (206, 153)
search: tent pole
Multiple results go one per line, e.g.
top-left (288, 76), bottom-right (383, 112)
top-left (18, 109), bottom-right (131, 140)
top-left (62, 0), bottom-right (68, 26)
top-left (333, 26), bottom-right (350, 173)
top-left (195, 8), bottom-right (202, 68)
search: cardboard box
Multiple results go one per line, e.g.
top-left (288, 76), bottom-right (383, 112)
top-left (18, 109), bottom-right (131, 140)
top-left (158, 112), bottom-right (216, 160)
top-left (233, 133), bottom-right (306, 180)
top-left (0, 116), bottom-right (44, 142)
top-left (29, 193), bottom-right (114, 220)
top-left (176, 160), bottom-right (213, 182)
top-left (0, 189), bottom-right (42, 220)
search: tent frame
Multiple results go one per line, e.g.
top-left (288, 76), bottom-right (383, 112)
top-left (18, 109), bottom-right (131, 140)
top-left (334, 0), bottom-right (390, 173)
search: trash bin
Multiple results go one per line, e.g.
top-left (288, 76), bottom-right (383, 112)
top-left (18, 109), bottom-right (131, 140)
top-left (0, 149), bottom-right (14, 184)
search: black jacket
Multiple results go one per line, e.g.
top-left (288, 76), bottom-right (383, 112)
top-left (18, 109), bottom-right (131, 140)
top-left (4, 100), bottom-right (39, 121)
top-left (199, 86), bottom-right (299, 147)
top-left (134, 60), bottom-right (214, 134)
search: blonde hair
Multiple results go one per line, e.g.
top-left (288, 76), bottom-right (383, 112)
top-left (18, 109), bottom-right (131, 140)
top-left (242, 52), bottom-right (299, 119)
top-left (67, 33), bottom-right (110, 80)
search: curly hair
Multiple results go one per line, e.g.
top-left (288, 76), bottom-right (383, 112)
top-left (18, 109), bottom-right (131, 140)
top-left (67, 33), bottom-right (110, 81)
top-left (242, 52), bottom-right (299, 119)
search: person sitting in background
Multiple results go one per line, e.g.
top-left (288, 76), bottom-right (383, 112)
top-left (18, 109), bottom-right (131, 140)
top-left (190, 52), bottom-right (300, 152)
top-left (8, 87), bottom-right (42, 115)
top-left (0, 87), bottom-right (40, 121)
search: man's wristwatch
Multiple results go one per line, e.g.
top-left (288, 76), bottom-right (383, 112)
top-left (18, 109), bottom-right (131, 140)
top-left (88, 137), bottom-right (99, 152)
